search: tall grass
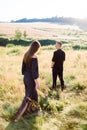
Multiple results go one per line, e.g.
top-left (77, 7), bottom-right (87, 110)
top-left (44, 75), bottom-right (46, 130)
top-left (0, 43), bottom-right (87, 130)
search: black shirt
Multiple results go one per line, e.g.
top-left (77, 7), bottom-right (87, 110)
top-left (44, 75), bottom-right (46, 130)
top-left (52, 49), bottom-right (65, 71)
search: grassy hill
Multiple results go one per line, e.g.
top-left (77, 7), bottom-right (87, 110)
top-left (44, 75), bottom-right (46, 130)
top-left (0, 23), bottom-right (87, 130)
top-left (0, 22), bottom-right (82, 39)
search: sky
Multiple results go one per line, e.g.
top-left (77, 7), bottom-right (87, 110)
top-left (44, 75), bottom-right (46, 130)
top-left (0, 0), bottom-right (87, 22)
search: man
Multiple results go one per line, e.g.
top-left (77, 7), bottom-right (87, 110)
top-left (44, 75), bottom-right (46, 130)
top-left (51, 41), bottom-right (65, 91)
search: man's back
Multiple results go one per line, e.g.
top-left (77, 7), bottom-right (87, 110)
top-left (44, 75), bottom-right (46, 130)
top-left (52, 49), bottom-right (65, 71)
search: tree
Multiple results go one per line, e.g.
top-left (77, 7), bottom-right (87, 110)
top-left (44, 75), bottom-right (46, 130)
top-left (23, 31), bottom-right (27, 39)
top-left (14, 30), bottom-right (22, 41)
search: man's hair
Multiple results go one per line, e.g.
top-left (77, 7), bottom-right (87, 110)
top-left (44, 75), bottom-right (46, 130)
top-left (56, 42), bottom-right (62, 46)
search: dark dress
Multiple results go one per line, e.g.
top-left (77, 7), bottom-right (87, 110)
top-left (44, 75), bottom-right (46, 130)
top-left (13, 58), bottom-right (39, 121)
top-left (22, 58), bottom-right (39, 102)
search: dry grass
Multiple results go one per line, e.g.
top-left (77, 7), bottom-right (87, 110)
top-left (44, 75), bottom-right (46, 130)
top-left (0, 22), bottom-right (81, 40)
top-left (0, 44), bottom-right (87, 130)
top-left (0, 23), bottom-right (87, 130)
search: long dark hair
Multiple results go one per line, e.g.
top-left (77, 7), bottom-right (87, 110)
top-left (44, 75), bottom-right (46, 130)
top-left (23, 40), bottom-right (41, 64)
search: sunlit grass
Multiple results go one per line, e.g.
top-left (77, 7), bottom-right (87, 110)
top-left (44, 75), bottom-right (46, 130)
top-left (0, 43), bottom-right (87, 130)
top-left (0, 22), bottom-right (87, 129)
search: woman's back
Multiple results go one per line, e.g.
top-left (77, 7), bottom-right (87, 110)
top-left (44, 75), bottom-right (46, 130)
top-left (22, 58), bottom-right (39, 80)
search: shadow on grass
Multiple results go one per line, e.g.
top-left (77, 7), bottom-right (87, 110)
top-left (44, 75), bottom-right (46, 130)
top-left (5, 114), bottom-right (39, 130)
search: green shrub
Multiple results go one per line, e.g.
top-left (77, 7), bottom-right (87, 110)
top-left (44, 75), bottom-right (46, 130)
top-left (39, 97), bottom-right (64, 112)
top-left (23, 31), bottom-right (28, 39)
top-left (6, 43), bottom-right (15, 47)
top-left (81, 46), bottom-right (87, 50)
top-left (0, 38), bottom-right (8, 46)
top-left (7, 48), bottom-right (21, 55)
top-left (73, 45), bottom-right (81, 50)
top-left (39, 39), bottom-right (56, 46)
top-left (9, 39), bottom-right (30, 46)
top-left (72, 82), bottom-right (86, 92)
top-left (14, 30), bottom-right (22, 41)
top-left (73, 45), bottom-right (87, 50)
top-left (1, 103), bottom-right (14, 120)
top-left (48, 90), bottom-right (60, 100)
top-left (80, 124), bottom-right (87, 130)
top-left (65, 75), bottom-right (75, 84)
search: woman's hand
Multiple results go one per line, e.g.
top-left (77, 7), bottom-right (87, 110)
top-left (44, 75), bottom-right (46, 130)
top-left (35, 82), bottom-right (40, 89)
top-left (34, 79), bottom-right (40, 89)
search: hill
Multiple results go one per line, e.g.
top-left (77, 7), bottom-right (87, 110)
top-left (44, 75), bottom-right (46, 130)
top-left (11, 16), bottom-right (87, 30)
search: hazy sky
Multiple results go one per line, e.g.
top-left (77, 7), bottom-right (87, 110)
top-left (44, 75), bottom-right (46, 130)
top-left (0, 0), bottom-right (87, 21)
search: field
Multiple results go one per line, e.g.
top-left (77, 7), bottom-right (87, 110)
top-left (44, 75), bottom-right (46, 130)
top-left (0, 22), bottom-right (82, 39)
top-left (0, 23), bottom-right (87, 130)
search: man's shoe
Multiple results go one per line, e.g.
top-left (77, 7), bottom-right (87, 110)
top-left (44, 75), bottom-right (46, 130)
top-left (50, 87), bottom-right (56, 91)
top-left (61, 85), bottom-right (66, 91)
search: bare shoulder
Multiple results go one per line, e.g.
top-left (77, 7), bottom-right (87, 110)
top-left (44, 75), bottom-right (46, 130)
top-left (32, 55), bottom-right (37, 58)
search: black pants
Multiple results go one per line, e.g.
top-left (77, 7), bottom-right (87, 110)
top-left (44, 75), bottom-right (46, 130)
top-left (52, 68), bottom-right (64, 89)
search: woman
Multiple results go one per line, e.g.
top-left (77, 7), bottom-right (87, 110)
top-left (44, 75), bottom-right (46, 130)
top-left (14, 40), bottom-right (41, 122)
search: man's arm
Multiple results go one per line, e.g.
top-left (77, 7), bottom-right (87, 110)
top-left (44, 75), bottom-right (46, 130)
top-left (51, 51), bottom-right (56, 68)
top-left (63, 51), bottom-right (65, 61)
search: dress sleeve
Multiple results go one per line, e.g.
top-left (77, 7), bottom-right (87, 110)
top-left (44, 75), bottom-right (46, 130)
top-left (22, 61), bottom-right (26, 75)
top-left (32, 58), bottom-right (39, 79)
top-left (52, 52), bottom-right (56, 62)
